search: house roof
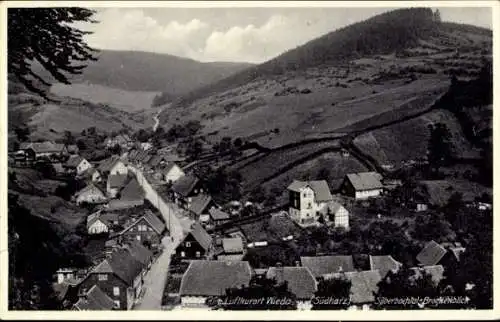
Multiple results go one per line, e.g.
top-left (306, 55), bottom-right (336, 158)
top-left (266, 266), bottom-right (317, 300)
top-left (287, 180), bottom-right (333, 202)
top-left (21, 141), bottom-right (66, 154)
top-left (65, 155), bottom-right (84, 168)
top-left (76, 183), bottom-right (105, 198)
top-left (179, 260), bottom-right (252, 297)
top-left (222, 237), bottom-right (244, 254)
top-left (162, 162), bottom-right (181, 175)
top-left (119, 177), bottom-right (144, 200)
top-left (97, 156), bottom-right (121, 173)
top-left (120, 210), bottom-right (165, 235)
top-left (209, 207), bottom-right (230, 221)
top-left (73, 285), bottom-right (115, 310)
top-left (188, 194), bottom-right (213, 216)
top-left (124, 242), bottom-right (154, 266)
top-left (369, 255), bottom-right (402, 278)
top-left (93, 249), bottom-right (144, 286)
top-left (410, 265), bottom-right (445, 286)
top-left (416, 240), bottom-right (447, 266)
top-left (301, 255), bottom-right (355, 277)
top-left (188, 222), bottom-right (213, 251)
top-left (342, 270), bottom-right (382, 304)
top-left (345, 172), bottom-right (383, 191)
top-left (108, 174), bottom-right (129, 189)
top-left (172, 175), bottom-right (200, 197)
top-left (148, 155), bottom-right (164, 167)
top-left (217, 254), bottom-right (245, 261)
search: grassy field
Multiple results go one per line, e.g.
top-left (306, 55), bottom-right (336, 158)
top-left (353, 109), bottom-right (480, 165)
top-left (51, 83), bottom-right (160, 112)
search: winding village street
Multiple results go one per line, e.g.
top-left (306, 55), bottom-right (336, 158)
top-left (129, 165), bottom-right (193, 310)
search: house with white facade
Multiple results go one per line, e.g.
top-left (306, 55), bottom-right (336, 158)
top-left (287, 180), bottom-right (334, 226)
top-left (98, 156), bottom-right (128, 177)
top-left (74, 183), bottom-right (107, 205)
top-left (340, 172), bottom-right (383, 200)
top-left (64, 155), bottom-right (93, 176)
top-left (326, 201), bottom-right (350, 229)
top-left (162, 162), bottom-right (185, 183)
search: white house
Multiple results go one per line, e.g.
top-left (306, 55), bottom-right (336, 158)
top-left (340, 172), bottom-right (383, 200)
top-left (98, 156), bottom-right (128, 176)
top-left (75, 183), bottom-right (107, 205)
top-left (86, 211), bottom-right (109, 235)
top-left (287, 180), bottom-right (333, 226)
top-left (162, 162), bottom-right (185, 183)
top-left (327, 201), bottom-right (350, 229)
top-left (64, 155), bottom-right (93, 175)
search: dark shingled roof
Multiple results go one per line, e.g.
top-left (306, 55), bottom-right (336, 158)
top-left (119, 177), bottom-right (144, 200)
top-left (124, 242), bottom-right (154, 266)
top-left (188, 194), bottom-right (212, 216)
top-left (416, 240), bottom-right (447, 266)
top-left (172, 175), bottom-right (199, 197)
top-left (369, 255), bottom-right (402, 278)
top-left (108, 174), bottom-right (129, 189)
top-left (92, 249), bottom-right (144, 286)
top-left (301, 255), bottom-right (355, 277)
top-left (120, 210), bottom-right (165, 235)
top-left (266, 267), bottom-right (317, 300)
top-left (187, 222), bottom-right (213, 251)
top-left (73, 285), bottom-right (115, 310)
top-left (21, 141), bottom-right (66, 154)
top-left (345, 172), bottom-right (383, 191)
top-left (65, 155), bottom-right (84, 168)
top-left (179, 260), bottom-right (252, 296)
top-left (98, 156), bottom-right (121, 173)
top-left (287, 180), bottom-right (333, 202)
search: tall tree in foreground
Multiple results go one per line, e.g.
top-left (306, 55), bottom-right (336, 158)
top-left (8, 8), bottom-right (98, 98)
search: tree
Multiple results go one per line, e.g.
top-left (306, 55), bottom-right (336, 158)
top-left (312, 276), bottom-right (351, 310)
top-left (317, 167), bottom-right (331, 181)
top-left (412, 212), bottom-right (454, 243)
top-left (76, 138), bottom-right (87, 151)
top-left (374, 266), bottom-right (439, 309)
top-left (63, 131), bottom-right (75, 145)
top-left (249, 187), bottom-right (267, 204)
top-left (428, 123), bottom-right (453, 171)
top-left (8, 8), bottom-right (98, 99)
top-left (185, 138), bottom-right (203, 159)
top-left (34, 161), bottom-right (56, 179)
top-left (14, 126), bottom-right (30, 142)
top-left (208, 275), bottom-right (297, 310)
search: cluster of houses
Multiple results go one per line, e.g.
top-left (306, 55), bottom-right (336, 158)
top-left (173, 238), bottom-right (465, 310)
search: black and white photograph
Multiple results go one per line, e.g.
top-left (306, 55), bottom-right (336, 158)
top-left (2, 1), bottom-right (497, 318)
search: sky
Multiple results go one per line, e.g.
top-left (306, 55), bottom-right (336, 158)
top-left (77, 6), bottom-right (493, 64)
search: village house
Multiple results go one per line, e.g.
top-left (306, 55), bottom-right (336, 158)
top-left (176, 222), bottom-right (213, 259)
top-left (324, 270), bottom-right (383, 310)
top-left (53, 276), bottom-right (84, 309)
top-left (98, 156), bottom-right (128, 177)
top-left (326, 201), bottom-right (350, 229)
top-left (72, 284), bottom-right (116, 311)
top-left (266, 265), bottom-right (318, 310)
top-left (287, 180), bottom-right (334, 226)
top-left (105, 134), bottom-right (133, 150)
top-left (340, 172), bottom-right (384, 200)
top-left (301, 255), bottom-right (356, 278)
top-left (76, 248), bottom-right (145, 310)
top-left (64, 155), bottom-right (93, 176)
top-left (106, 174), bottom-right (129, 199)
top-left (179, 260), bottom-right (253, 308)
top-left (208, 207), bottom-right (231, 227)
top-left (107, 177), bottom-right (144, 210)
top-left (87, 211), bottom-right (121, 235)
top-left (79, 167), bottom-right (102, 183)
top-left (369, 255), bottom-right (402, 278)
top-left (187, 194), bottom-right (215, 221)
top-left (171, 175), bottom-right (204, 210)
top-left (162, 162), bottom-right (185, 183)
top-left (122, 242), bottom-right (155, 275)
top-left (416, 240), bottom-right (460, 269)
top-left (20, 141), bottom-right (69, 160)
top-left (74, 183), bottom-right (107, 206)
top-left (114, 210), bottom-right (166, 248)
top-left (216, 237), bottom-right (246, 261)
